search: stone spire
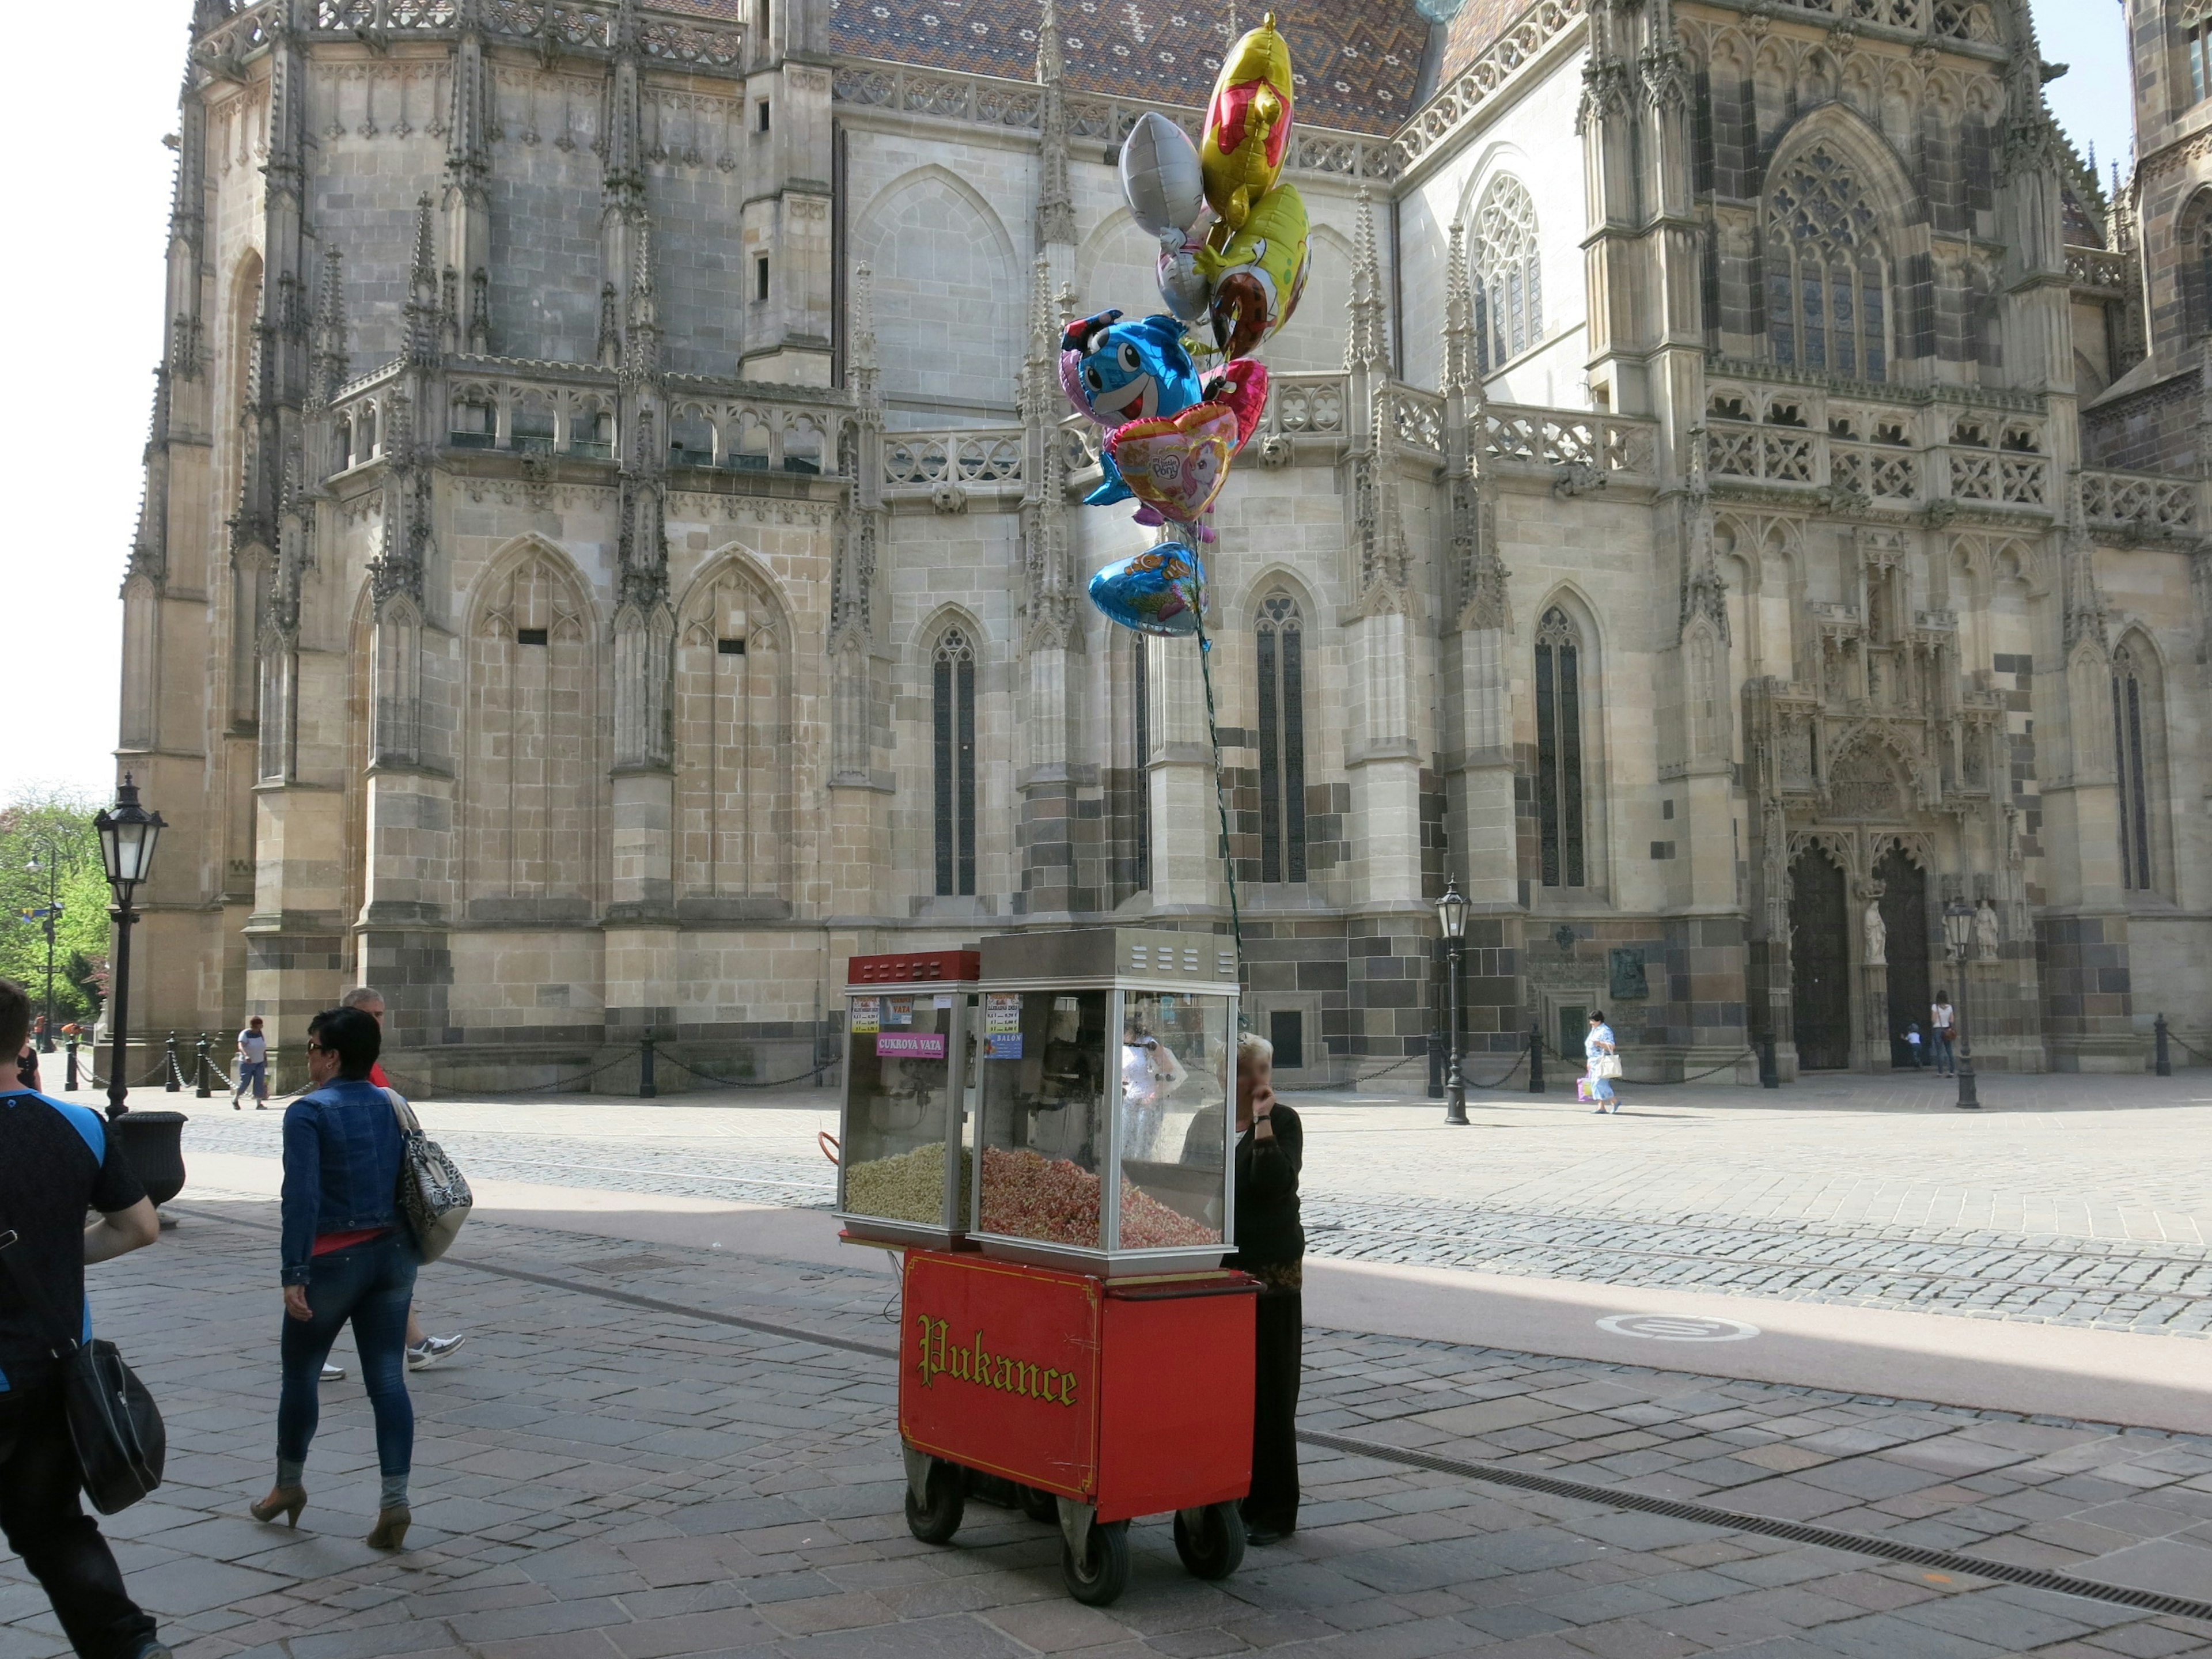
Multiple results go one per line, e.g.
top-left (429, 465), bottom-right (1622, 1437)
top-left (445, 0), bottom-right (493, 352)
top-left (404, 195), bottom-right (442, 367)
top-left (1442, 218), bottom-right (1478, 400)
top-left (1344, 187), bottom-right (1388, 373)
top-left (627, 222), bottom-right (660, 374)
top-left (849, 261), bottom-right (881, 421)
top-left (1035, 0), bottom-right (1076, 249)
top-left (1021, 255), bottom-right (1072, 646)
top-left (309, 247), bottom-right (349, 407)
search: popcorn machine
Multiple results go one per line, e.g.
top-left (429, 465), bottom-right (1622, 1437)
top-left (832, 949), bottom-right (980, 1249)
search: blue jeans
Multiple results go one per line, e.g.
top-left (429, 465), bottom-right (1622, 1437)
top-left (1929, 1033), bottom-right (1955, 1074)
top-left (277, 1233), bottom-right (416, 1491)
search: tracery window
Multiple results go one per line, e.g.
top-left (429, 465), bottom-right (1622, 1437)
top-left (1534, 607), bottom-right (1586, 888)
top-left (2190, 2), bottom-right (2212, 104)
top-left (2112, 642), bottom-right (2164, 892)
top-left (1764, 145), bottom-right (1891, 381)
top-left (1255, 592), bottom-right (1307, 882)
top-left (2181, 191), bottom-right (2212, 338)
top-left (1472, 175), bottom-right (1543, 373)
top-left (932, 627), bottom-right (977, 897)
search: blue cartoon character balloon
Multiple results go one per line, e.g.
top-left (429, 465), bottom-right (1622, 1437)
top-left (1059, 311), bottom-right (1205, 509)
top-left (1088, 544), bottom-right (1209, 638)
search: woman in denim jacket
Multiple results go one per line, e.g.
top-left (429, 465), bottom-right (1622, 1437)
top-left (251, 1005), bottom-right (416, 1551)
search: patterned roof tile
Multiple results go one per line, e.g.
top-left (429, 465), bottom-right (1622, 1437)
top-left (1436, 0), bottom-right (1532, 86)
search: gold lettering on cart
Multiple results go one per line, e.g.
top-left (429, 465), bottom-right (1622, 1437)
top-left (914, 1315), bottom-right (1078, 1407)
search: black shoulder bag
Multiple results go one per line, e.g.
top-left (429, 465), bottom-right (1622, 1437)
top-left (0, 1225), bottom-right (165, 1514)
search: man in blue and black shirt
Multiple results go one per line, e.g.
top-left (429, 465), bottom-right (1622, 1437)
top-left (0, 978), bottom-right (169, 1659)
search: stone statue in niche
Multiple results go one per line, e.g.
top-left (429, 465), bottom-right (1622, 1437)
top-left (1975, 897), bottom-right (2001, 961)
top-left (1862, 899), bottom-right (1887, 965)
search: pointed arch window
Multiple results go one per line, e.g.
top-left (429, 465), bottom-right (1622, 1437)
top-left (933, 627), bottom-right (977, 896)
top-left (2112, 641), bottom-right (2165, 893)
top-left (1472, 175), bottom-right (1542, 373)
top-left (1764, 144), bottom-right (1891, 380)
top-left (1256, 592), bottom-right (1306, 882)
top-left (2181, 191), bottom-right (2212, 338)
top-left (1535, 607), bottom-right (1586, 888)
top-left (2190, 1), bottom-right (2212, 104)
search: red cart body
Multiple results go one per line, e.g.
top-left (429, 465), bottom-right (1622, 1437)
top-left (898, 1248), bottom-right (1256, 1525)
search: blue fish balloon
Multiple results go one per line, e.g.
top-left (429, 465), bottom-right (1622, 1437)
top-left (1088, 545), bottom-right (1209, 637)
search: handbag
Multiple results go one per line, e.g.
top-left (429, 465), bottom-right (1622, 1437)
top-left (1590, 1052), bottom-right (1623, 1080)
top-left (0, 1224), bottom-right (165, 1514)
top-left (383, 1089), bottom-right (473, 1263)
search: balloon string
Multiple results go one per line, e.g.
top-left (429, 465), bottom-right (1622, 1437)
top-left (1190, 591), bottom-right (1249, 1021)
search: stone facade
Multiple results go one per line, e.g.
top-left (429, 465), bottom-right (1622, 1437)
top-left (119, 0), bottom-right (2212, 1092)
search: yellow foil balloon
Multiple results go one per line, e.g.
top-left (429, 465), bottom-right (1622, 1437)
top-left (1194, 179), bottom-right (1311, 360)
top-left (1200, 12), bottom-right (1295, 238)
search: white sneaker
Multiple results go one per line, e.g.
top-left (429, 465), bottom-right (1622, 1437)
top-left (407, 1333), bottom-right (466, 1372)
top-left (320, 1362), bottom-right (345, 1382)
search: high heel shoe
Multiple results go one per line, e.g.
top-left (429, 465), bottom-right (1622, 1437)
top-left (366, 1506), bottom-right (411, 1551)
top-left (250, 1485), bottom-right (306, 1527)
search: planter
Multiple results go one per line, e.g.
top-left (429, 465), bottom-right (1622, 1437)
top-left (107, 1110), bottom-right (188, 1207)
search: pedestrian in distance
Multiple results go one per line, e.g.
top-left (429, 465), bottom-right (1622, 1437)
top-left (1930, 992), bottom-right (1957, 1077)
top-left (254, 1005), bottom-right (417, 1551)
top-left (232, 1015), bottom-right (269, 1109)
top-left (339, 988), bottom-right (465, 1374)
top-left (1585, 1011), bottom-right (1622, 1114)
top-left (0, 978), bottom-right (172, 1659)
top-left (1904, 1022), bottom-right (1926, 1069)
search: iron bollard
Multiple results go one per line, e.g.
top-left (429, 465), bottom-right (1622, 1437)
top-left (640, 1033), bottom-right (658, 1099)
top-left (1759, 1032), bottom-right (1779, 1089)
top-left (65, 1037), bottom-right (78, 1091)
top-left (164, 1032), bottom-right (181, 1092)
top-left (2156, 1012), bottom-right (2172, 1077)
top-left (1528, 1022), bottom-right (1545, 1094)
top-left (194, 1033), bottom-right (212, 1098)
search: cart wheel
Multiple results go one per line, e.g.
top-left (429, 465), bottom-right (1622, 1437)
top-left (1060, 1518), bottom-right (1130, 1606)
top-left (904, 1460), bottom-right (965, 1545)
top-left (1017, 1484), bottom-right (1059, 1524)
top-left (1173, 1502), bottom-right (1247, 1580)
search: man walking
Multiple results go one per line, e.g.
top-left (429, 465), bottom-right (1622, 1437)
top-left (233, 1015), bottom-right (270, 1109)
top-left (1930, 991), bottom-right (1957, 1077)
top-left (0, 978), bottom-right (172, 1659)
top-left (339, 988), bottom-right (466, 1372)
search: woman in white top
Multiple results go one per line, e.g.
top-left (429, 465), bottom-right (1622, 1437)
top-left (1119, 1018), bottom-right (1185, 1162)
top-left (1585, 1012), bottom-right (1621, 1115)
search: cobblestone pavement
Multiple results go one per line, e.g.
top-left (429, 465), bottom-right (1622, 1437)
top-left (168, 1070), bottom-right (2212, 1335)
top-left (5, 1205), bottom-right (2209, 1659)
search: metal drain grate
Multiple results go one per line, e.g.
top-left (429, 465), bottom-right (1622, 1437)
top-left (1297, 1429), bottom-right (2212, 1627)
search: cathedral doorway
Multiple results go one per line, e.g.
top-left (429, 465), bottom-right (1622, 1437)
top-left (1876, 846), bottom-right (1929, 1069)
top-left (1790, 844), bottom-right (1851, 1069)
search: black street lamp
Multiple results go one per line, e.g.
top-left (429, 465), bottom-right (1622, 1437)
top-left (1437, 877), bottom-right (1470, 1127)
top-left (93, 775), bottom-right (165, 1119)
top-left (1941, 896), bottom-right (1979, 1111)
top-left (21, 832), bottom-right (71, 1052)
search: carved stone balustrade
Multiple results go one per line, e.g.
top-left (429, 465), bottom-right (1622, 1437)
top-left (882, 429), bottom-right (1025, 501)
top-left (2080, 468), bottom-right (2200, 537)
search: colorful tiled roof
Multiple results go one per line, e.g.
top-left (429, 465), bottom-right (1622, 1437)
top-left (819, 0), bottom-right (1433, 137)
top-left (1435, 0), bottom-right (1531, 86)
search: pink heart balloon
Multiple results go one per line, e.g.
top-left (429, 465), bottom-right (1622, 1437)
top-left (1104, 402), bottom-right (1240, 528)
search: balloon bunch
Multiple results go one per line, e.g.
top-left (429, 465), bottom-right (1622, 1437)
top-left (1077, 12), bottom-right (1311, 640)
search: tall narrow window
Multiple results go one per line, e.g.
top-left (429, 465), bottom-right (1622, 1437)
top-left (933, 628), bottom-right (977, 896)
top-left (1535, 607), bottom-right (1586, 888)
top-left (2113, 643), bottom-right (2157, 892)
top-left (2182, 191), bottom-right (2212, 338)
top-left (1764, 144), bottom-right (1891, 381)
top-left (2191, 9), bottom-right (2212, 105)
top-left (1471, 175), bottom-right (1542, 373)
top-left (1255, 592), bottom-right (1307, 882)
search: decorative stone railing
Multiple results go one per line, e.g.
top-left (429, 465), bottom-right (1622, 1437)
top-left (1483, 404), bottom-right (1658, 476)
top-left (1708, 420), bottom-right (2048, 509)
top-left (2067, 245), bottom-right (2130, 293)
top-left (883, 429), bottom-right (1025, 494)
top-left (1264, 373), bottom-right (1351, 440)
top-left (829, 64), bottom-right (1399, 184)
top-left (1747, 0), bottom-right (1998, 44)
top-left (197, 0), bottom-right (743, 71)
top-left (2081, 468), bottom-right (2199, 534)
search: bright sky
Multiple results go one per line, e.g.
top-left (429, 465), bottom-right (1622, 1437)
top-left (0, 0), bottom-right (2137, 811)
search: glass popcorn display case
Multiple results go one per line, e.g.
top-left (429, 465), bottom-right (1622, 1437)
top-left (972, 929), bottom-right (1240, 1275)
top-left (835, 950), bottom-right (982, 1248)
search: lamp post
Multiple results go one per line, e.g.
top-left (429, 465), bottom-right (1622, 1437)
top-left (1941, 897), bottom-right (1979, 1111)
top-left (1437, 877), bottom-right (1470, 1126)
top-left (93, 775), bottom-right (165, 1119)
top-left (22, 832), bottom-right (70, 1052)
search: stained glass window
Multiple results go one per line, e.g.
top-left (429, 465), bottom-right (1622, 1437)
top-left (1472, 175), bottom-right (1543, 374)
top-left (1535, 607), bottom-right (1586, 888)
top-left (932, 628), bottom-right (976, 896)
top-left (1256, 593), bottom-right (1307, 883)
top-left (1764, 145), bottom-right (1890, 381)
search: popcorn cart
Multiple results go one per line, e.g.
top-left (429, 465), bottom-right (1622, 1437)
top-left (833, 950), bottom-right (981, 1249)
top-left (894, 929), bottom-right (1255, 1605)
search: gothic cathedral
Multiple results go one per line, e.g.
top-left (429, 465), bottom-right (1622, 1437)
top-left (124, 0), bottom-right (2207, 1088)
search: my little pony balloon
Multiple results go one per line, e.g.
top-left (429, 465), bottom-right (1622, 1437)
top-left (1100, 402), bottom-right (1240, 527)
top-left (1059, 311), bottom-right (1204, 428)
top-left (1088, 545), bottom-right (1209, 638)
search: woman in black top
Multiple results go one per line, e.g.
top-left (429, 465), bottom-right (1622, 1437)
top-left (1230, 1030), bottom-right (1301, 1543)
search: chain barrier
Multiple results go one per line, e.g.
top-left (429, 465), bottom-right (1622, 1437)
top-left (656, 1050), bottom-right (841, 1091)
top-left (1532, 1033), bottom-right (1756, 1088)
top-left (374, 1044), bottom-right (645, 1101)
top-left (85, 1057), bottom-right (175, 1091)
top-left (2165, 1030), bottom-right (2212, 1065)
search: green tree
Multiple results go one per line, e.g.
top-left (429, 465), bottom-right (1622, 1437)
top-left (1, 787), bottom-right (113, 1031)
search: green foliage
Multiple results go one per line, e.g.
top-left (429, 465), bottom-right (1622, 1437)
top-left (0, 788), bottom-right (112, 1027)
